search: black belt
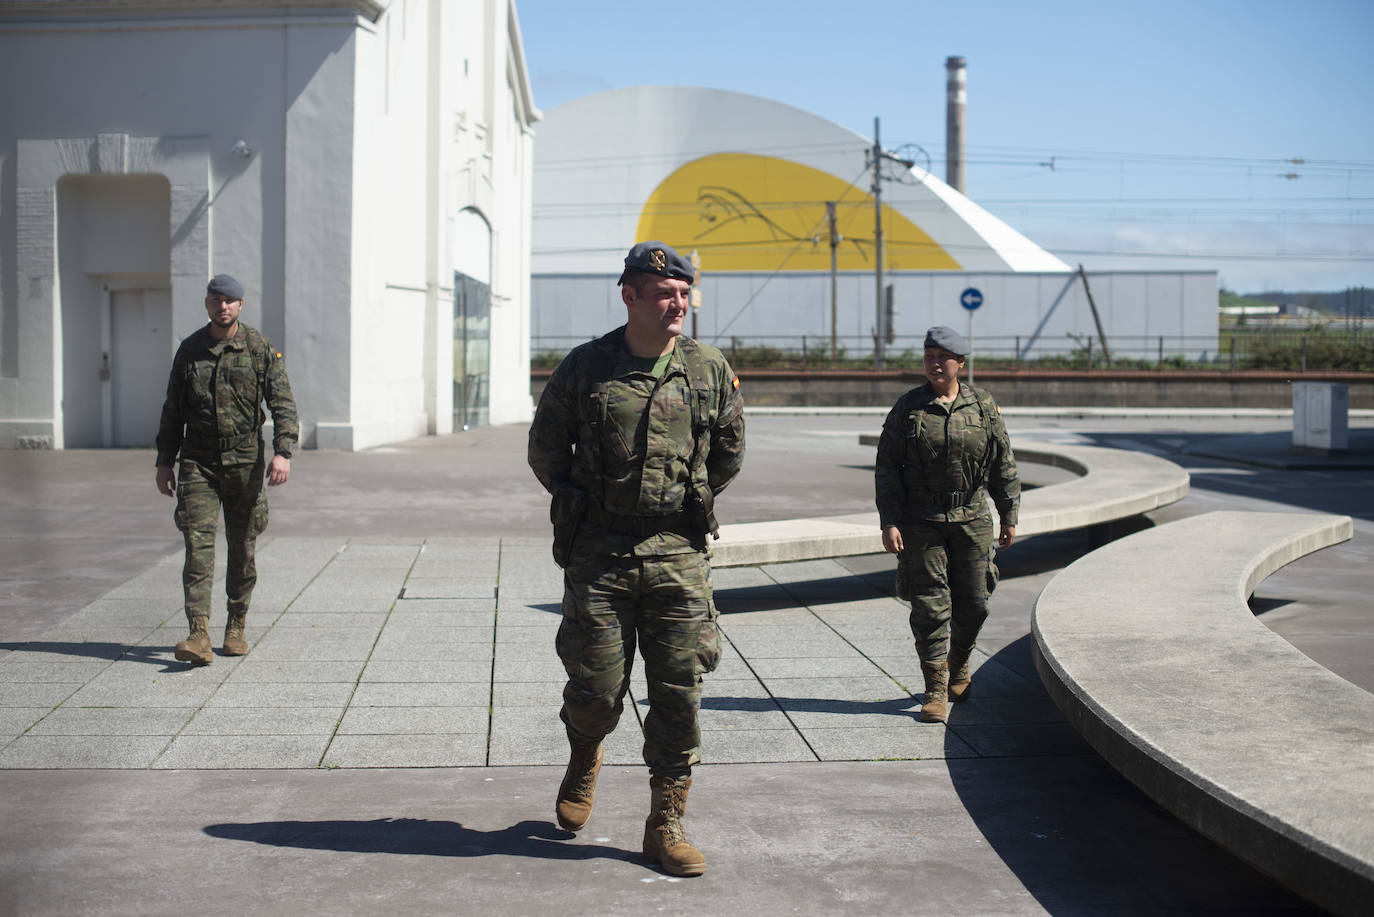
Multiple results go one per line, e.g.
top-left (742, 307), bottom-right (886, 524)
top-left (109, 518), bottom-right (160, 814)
top-left (914, 489), bottom-right (981, 511)
top-left (584, 504), bottom-right (690, 536)
top-left (184, 431), bottom-right (258, 452)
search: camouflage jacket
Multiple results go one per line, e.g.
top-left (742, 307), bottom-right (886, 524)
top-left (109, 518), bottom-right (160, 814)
top-left (528, 326), bottom-right (746, 557)
top-left (874, 382), bottom-right (1019, 528)
top-left (155, 323), bottom-right (298, 466)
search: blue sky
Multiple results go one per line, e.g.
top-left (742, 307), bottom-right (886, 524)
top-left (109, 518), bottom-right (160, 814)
top-left (515, 0), bottom-right (1374, 295)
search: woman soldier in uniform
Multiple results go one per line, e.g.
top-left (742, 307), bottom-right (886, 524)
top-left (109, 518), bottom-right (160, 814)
top-left (874, 326), bottom-right (1020, 722)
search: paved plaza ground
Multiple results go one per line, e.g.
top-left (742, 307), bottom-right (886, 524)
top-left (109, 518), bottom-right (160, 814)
top-left (1, 412), bottom-right (1369, 914)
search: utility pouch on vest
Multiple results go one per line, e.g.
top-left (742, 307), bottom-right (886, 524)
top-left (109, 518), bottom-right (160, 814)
top-left (550, 485), bottom-right (587, 568)
top-left (685, 484), bottom-right (719, 539)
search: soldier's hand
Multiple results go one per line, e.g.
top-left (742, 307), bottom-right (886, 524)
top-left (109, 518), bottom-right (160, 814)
top-left (267, 454), bottom-right (291, 487)
top-left (881, 525), bottom-right (903, 554)
top-left (999, 525), bottom-right (1016, 549)
top-left (156, 465), bottom-right (176, 498)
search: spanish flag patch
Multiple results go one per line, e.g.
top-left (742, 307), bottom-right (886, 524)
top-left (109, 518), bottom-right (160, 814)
top-left (732, 376), bottom-right (740, 389)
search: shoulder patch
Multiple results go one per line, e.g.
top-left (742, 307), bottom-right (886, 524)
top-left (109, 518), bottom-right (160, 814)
top-left (275, 351), bottom-right (283, 360)
top-left (732, 376), bottom-right (740, 389)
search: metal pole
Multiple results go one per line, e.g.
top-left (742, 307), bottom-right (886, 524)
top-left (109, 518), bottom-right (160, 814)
top-left (827, 201), bottom-right (839, 363)
top-left (873, 117), bottom-right (885, 369)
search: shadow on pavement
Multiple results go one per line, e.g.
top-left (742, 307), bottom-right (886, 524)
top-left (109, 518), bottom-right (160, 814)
top-left (942, 636), bottom-right (1318, 914)
top-left (203, 817), bottom-right (640, 863)
top-left (0, 640), bottom-right (195, 673)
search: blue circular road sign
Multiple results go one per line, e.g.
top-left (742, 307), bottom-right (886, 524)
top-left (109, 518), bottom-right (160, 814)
top-left (960, 287), bottom-right (983, 311)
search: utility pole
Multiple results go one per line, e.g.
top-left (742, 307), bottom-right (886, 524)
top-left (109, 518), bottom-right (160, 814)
top-left (872, 118), bottom-right (885, 368)
top-left (827, 201), bottom-right (839, 362)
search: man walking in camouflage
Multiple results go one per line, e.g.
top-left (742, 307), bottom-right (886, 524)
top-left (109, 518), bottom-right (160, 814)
top-left (874, 326), bottom-right (1019, 723)
top-left (155, 274), bottom-right (298, 665)
top-left (528, 241), bottom-right (745, 877)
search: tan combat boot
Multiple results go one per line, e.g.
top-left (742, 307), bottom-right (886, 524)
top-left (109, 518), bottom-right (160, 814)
top-left (918, 660), bottom-right (949, 723)
top-left (643, 775), bottom-right (705, 877)
top-left (223, 613), bottom-right (249, 656)
top-left (555, 740), bottom-right (603, 832)
top-left (947, 645), bottom-right (973, 703)
top-left (174, 616), bottom-right (213, 665)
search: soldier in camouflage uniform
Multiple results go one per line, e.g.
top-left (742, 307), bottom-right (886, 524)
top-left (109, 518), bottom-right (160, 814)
top-left (155, 274), bottom-right (298, 666)
top-left (874, 326), bottom-right (1019, 724)
top-left (528, 241), bottom-right (745, 877)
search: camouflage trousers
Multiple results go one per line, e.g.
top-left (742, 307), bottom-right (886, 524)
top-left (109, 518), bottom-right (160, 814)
top-left (556, 550), bottom-right (722, 777)
top-left (898, 513), bottom-right (998, 665)
top-left (174, 455), bottom-right (269, 624)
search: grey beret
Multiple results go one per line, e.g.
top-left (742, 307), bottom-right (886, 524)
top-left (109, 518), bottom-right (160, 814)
top-left (924, 325), bottom-right (969, 357)
top-left (617, 240), bottom-right (694, 285)
top-left (207, 274), bottom-right (244, 301)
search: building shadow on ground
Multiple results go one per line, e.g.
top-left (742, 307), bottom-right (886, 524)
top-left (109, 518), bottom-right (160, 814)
top-left (203, 817), bottom-right (639, 863)
top-left (0, 640), bottom-right (197, 672)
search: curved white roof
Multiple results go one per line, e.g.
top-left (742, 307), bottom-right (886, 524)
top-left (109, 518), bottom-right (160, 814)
top-left (533, 85), bottom-right (1069, 274)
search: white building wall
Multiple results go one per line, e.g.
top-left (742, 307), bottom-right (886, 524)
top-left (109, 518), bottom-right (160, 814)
top-left (0, 0), bottom-right (536, 450)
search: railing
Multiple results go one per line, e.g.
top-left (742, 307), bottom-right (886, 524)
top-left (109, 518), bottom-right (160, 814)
top-left (532, 329), bottom-right (1374, 372)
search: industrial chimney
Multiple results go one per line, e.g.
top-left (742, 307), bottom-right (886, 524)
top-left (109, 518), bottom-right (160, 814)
top-left (945, 56), bottom-right (966, 194)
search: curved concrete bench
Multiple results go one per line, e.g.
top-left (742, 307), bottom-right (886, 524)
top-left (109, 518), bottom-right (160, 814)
top-left (711, 441), bottom-right (1189, 567)
top-left (1032, 510), bottom-right (1369, 916)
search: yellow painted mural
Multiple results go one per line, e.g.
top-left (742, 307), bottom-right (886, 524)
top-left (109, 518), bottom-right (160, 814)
top-left (635, 153), bottom-right (961, 272)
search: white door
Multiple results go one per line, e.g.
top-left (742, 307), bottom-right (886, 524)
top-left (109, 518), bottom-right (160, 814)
top-left (109, 288), bottom-right (171, 447)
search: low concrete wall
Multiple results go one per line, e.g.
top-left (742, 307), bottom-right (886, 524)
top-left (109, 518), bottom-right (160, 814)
top-left (1032, 511), bottom-right (1370, 916)
top-left (532, 370), bottom-right (1374, 410)
top-left (711, 441), bottom-right (1188, 567)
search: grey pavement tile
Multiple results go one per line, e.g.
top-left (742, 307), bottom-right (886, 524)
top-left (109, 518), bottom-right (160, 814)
top-left (393, 598), bottom-right (497, 614)
top-left (812, 597), bottom-right (908, 616)
top-left (337, 706), bottom-right (489, 735)
top-left (247, 631), bottom-right (381, 662)
top-left (802, 724), bottom-right (976, 761)
top-left (696, 702), bottom-right (792, 732)
top-left (153, 734), bottom-right (329, 769)
top-left (401, 580), bottom-right (496, 600)
top-left (271, 612), bottom-right (390, 629)
top-left (950, 722), bottom-right (1093, 757)
top-left (322, 733), bottom-right (488, 768)
top-left (55, 605), bottom-right (179, 628)
top-left (34, 625), bottom-right (159, 645)
top-left (225, 659), bottom-right (364, 683)
top-left (349, 682), bottom-right (490, 707)
top-left (706, 657), bottom-right (755, 681)
top-left (282, 596), bottom-right (396, 614)
top-left (711, 566), bottom-right (778, 588)
top-left (718, 608), bottom-right (825, 626)
top-left (0, 660), bottom-right (115, 683)
top-left (377, 620), bottom-right (493, 637)
top-left (182, 706), bottom-right (344, 735)
top-left (492, 654), bottom-right (569, 683)
top-left (207, 682), bottom-right (356, 708)
top-left (360, 659), bottom-right (491, 683)
top-left (776, 696), bottom-right (921, 729)
top-left (0, 707), bottom-right (51, 734)
top-left (746, 656), bottom-right (887, 680)
top-left (334, 543), bottom-right (422, 564)
top-left (26, 707), bottom-right (194, 736)
top-left (699, 728), bottom-right (816, 764)
top-left (492, 681), bottom-right (565, 707)
top-left (493, 610), bottom-right (562, 628)
top-left (371, 630), bottom-right (495, 660)
top-left (759, 676), bottom-right (911, 703)
top-left (941, 694), bottom-right (1063, 726)
top-left (0, 683), bottom-right (82, 707)
top-left (716, 636), bottom-right (858, 658)
top-left (487, 709), bottom-right (643, 766)
top-left (66, 669), bottom-right (223, 708)
top-left (0, 734), bottom-right (171, 768)
top-left (700, 677), bottom-right (772, 700)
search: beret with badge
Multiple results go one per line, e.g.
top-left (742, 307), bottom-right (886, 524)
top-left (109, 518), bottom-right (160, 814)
top-left (617, 240), bottom-right (694, 286)
top-left (924, 325), bottom-right (970, 357)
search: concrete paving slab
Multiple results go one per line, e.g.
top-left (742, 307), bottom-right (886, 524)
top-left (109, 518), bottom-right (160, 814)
top-left (0, 707), bottom-right (53, 734)
top-left (153, 734), bottom-right (330, 769)
top-left (0, 682), bottom-right (82, 707)
top-left (337, 706), bottom-right (489, 736)
top-left (360, 659), bottom-right (492, 683)
top-left (182, 706), bottom-right (345, 736)
top-left (207, 682), bottom-right (356, 708)
top-left (804, 723), bottom-right (970, 761)
top-left (349, 682), bottom-right (490, 707)
top-left (227, 659), bottom-right (365, 683)
top-left (26, 707), bottom-right (193, 736)
top-left (697, 728), bottom-right (816, 763)
top-left (322, 734), bottom-right (488, 768)
top-left (951, 722), bottom-right (1093, 757)
top-left (1, 734), bottom-right (171, 768)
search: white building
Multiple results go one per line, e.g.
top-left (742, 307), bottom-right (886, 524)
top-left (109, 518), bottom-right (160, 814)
top-left (532, 86), bottom-right (1217, 362)
top-left (0, 0), bottom-right (538, 451)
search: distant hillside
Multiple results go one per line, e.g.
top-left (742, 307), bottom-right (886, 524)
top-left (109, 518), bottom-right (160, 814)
top-left (1241, 288), bottom-right (1372, 315)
